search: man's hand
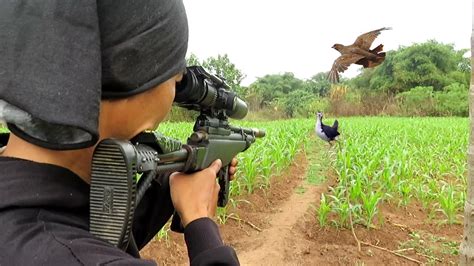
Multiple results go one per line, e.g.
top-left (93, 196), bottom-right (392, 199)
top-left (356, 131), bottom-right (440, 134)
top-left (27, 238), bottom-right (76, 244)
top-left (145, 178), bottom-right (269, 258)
top-left (229, 157), bottom-right (238, 181)
top-left (169, 158), bottom-right (239, 228)
top-left (169, 159), bottom-right (221, 228)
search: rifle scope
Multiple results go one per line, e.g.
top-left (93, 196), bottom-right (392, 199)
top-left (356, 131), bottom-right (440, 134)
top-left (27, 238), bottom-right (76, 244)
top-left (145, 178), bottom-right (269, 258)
top-left (174, 66), bottom-right (248, 119)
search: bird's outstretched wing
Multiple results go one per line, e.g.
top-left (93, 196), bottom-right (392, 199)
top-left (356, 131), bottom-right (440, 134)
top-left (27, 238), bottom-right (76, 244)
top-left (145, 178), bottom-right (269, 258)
top-left (352, 27), bottom-right (392, 50)
top-left (328, 54), bottom-right (365, 83)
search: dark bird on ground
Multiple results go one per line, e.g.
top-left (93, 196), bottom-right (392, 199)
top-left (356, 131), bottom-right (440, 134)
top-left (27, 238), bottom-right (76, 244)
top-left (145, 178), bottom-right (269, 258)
top-left (315, 112), bottom-right (340, 144)
top-left (328, 27), bottom-right (392, 83)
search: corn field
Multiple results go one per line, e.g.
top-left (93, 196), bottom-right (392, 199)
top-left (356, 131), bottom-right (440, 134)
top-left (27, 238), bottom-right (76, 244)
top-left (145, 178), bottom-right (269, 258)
top-left (318, 117), bottom-right (468, 228)
top-left (160, 117), bottom-right (469, 227)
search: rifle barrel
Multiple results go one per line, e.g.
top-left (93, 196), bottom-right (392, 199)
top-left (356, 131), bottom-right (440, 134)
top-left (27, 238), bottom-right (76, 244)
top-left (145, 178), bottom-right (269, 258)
top-left (157, 149), bottom-right (188, 163)
top-left (229, 126), bottom-right (266, 138)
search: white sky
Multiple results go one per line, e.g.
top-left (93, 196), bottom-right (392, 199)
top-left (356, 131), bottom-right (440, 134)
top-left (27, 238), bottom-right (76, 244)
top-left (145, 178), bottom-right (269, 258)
top-left (183, 0), bottom-right (472, 86)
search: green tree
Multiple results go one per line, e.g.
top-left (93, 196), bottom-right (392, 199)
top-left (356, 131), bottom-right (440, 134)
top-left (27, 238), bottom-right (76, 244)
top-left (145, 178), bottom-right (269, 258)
top-left (248, 72), bottom-right (303, 107)
top-left (351, 40), bottom-right (470, 93)
top-left (186, 53), bottom-right (201, 66)
top-left (186, 53), bottom-right (246, 96)
top-left (202, 54), bottom-right (246, 96)
top-left (277, 89), bottom-right (314, 117)
top-left (303, 72), bottom-right (331, 96)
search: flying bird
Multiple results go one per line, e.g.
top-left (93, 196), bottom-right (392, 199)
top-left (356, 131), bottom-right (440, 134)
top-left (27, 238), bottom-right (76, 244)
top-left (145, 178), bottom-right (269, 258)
top-left (328, 27), bottom-right (392, 83)
top-left (315, 112), bottom-right (340, 145)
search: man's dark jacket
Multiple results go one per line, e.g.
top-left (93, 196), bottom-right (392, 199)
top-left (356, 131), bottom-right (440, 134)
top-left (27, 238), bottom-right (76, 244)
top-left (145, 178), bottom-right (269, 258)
top-left (0, 135), bottom-right (239, 265)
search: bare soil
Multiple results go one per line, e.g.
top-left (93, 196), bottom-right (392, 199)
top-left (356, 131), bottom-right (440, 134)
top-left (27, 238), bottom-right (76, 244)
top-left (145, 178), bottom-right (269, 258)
top-left (141, 139), bottom-right (462, 265)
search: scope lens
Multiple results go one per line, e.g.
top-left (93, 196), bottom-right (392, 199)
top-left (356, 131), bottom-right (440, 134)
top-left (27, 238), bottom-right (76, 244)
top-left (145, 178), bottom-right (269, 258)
top-left (173, 66), bottom-right (249, 120)
top-left (227, 97), bottom-right (248, 119)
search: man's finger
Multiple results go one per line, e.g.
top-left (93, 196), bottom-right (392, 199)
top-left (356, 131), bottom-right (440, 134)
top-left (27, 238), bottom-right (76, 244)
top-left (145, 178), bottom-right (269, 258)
top-left (229, 166), bottom-right (236, 176)
top-left (208, 159), bottom-right (222, 174)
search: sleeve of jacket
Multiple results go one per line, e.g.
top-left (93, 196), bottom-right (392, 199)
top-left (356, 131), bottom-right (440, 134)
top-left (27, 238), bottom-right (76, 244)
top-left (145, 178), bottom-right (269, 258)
top-left (185, 218), bottom-right (240, 266)
top-left (131, 175), bottom-right (239, 265)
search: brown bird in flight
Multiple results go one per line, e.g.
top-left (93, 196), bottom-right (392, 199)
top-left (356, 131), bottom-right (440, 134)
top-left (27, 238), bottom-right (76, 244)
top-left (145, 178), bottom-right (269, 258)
top-left (328, 27), bottom-right (392, 83)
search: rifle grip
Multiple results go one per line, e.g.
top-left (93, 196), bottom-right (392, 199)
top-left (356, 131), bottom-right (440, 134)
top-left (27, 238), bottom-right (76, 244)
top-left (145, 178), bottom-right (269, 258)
top-left (217, 166), bottom-right (230, 207)
top-left (170, 212), bottom-right (185, 233)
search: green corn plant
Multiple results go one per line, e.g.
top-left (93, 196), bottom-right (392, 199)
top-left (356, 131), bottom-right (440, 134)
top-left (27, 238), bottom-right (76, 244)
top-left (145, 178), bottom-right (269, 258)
top-left (333, 198), bottom-right (351, 228)
top-left (349, 176), bottom-right (363, 202)
top-left (414, 184), bottom-right (433, 210)
top-left (360, 191), bottom-right (383, 228)
top-left (317, 193), bottom-right (332, 228)
top-left (240, 156), bottom-right (258, 193)
top-left (436, 183), bottom-right (462, 224)
top-left (216, 206), bottom-right (229, 224)
top-left (155, 223), bottom-right (171, 246)
top-left (397, 180), bottom-right (413, 207)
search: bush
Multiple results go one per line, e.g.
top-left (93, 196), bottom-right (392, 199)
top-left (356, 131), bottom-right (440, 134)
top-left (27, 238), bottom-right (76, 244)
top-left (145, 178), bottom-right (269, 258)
top-left (307, 97), bottom-right (330, 116)
top-left (397, 86), bottom-right (435, 116)
top-left (395, 84), bottom-right (468, 117)
top-left (435, 83), bottom-right (468, 116)
top-left (275, 89), bottom-right (315, 118)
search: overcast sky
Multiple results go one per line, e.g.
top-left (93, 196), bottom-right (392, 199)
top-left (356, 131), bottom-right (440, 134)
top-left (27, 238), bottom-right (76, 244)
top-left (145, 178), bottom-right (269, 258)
top-left (182, 0), bottom-right (471, 86)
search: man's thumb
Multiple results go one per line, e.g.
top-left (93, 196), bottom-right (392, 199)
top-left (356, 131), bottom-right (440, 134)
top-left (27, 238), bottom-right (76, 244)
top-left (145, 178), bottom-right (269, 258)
top-left (209, 159), bottom-right (222, 173)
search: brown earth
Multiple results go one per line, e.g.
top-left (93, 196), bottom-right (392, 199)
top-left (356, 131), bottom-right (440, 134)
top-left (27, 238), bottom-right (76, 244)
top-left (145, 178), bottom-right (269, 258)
top-left (141, 139), bottom-right (463, 265)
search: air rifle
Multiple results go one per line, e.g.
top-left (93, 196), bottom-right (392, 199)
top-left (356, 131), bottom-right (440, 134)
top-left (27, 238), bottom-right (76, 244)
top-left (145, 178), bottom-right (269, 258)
top-left (89, 66), bottom-right (265, 250)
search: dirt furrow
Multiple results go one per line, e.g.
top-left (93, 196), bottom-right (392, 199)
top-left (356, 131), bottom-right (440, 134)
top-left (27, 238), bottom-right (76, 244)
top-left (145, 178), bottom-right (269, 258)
top-left (237, 181), bottom-right (326, 265)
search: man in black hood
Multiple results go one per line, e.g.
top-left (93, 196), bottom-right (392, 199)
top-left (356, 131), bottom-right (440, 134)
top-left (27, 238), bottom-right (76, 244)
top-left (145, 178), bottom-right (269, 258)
top-left (0, 1), bottom-right (239, 265)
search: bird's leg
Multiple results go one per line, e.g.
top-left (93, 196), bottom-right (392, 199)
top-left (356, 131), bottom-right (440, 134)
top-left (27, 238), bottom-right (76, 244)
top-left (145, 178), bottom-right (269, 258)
top-left (334, 140), bottom-right (343, 152)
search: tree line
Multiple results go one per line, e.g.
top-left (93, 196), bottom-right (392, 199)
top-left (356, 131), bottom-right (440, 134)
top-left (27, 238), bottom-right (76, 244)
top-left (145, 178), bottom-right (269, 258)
top-left (182, 40), bottom-right (470, 119)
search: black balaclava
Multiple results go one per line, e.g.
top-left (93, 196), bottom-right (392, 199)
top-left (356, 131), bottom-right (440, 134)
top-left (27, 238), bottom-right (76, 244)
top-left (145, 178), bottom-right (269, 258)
top-left (0, 0), bottom-right (188, 150)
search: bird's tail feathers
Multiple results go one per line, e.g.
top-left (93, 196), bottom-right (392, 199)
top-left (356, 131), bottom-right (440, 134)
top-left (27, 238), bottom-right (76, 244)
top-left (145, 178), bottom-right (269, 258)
top-left (361, 52), bottom-right (386, 68)
top-left (370, 44), bottom-right (384, 54)
top-left (327, 70), bottom-right (339, 83)
top-left (371, 52), bottom-right (386, 66)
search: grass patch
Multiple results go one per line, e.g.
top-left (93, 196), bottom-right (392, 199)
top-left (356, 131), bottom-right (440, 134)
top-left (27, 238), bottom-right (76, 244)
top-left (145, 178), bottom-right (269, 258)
top-left (398, 230), bottom-right (459, 265)
top-left (295, 185), bottom-right (307, 194)
top-left (305, 137), bottom-right (331, 185)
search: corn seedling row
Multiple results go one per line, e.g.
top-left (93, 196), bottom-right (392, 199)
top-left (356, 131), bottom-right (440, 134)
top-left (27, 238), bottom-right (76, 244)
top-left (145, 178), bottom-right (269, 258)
top-left (319, 117), bottom-right (468, 227)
